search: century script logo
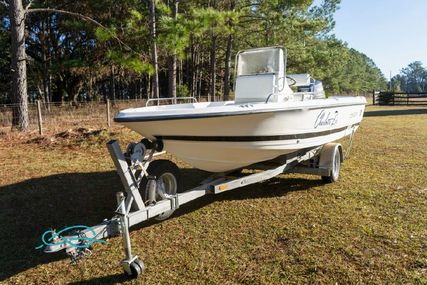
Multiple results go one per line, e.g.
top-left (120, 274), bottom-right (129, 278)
top-left (314, 110), bottom-right (339, 129)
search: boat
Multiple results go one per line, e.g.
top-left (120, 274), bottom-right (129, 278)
top-left (114, 46), bottom-right (366, 173)
top-left (42, 48), bottom-right (367, 275)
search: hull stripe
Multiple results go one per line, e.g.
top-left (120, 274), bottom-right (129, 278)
top-left (156, 124), bottom-right (359, 142)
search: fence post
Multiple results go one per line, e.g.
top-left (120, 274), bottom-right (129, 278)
top-left (106, 99), bottom-right (111, 127)
top-left (36, 100), bottom-right (43, 136)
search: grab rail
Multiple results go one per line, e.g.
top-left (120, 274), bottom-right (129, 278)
top-left (145, 97), bottom-right (198, 107)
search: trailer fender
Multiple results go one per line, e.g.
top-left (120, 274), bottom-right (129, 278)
top-left (319, 143), bottom-right (343, 171)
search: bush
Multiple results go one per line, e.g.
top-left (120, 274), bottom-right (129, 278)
top-left (177, 84), bottom-right (189, 98)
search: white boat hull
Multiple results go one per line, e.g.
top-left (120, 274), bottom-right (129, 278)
top-left (115, 97), bottom-right (366, 172)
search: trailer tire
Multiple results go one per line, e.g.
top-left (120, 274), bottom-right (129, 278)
top-left (321, 146), bottom-right (341, 183)
top-left (140, 160), bottom-right (182, 220)
top-left (125, 258), bottom-right (144, 279)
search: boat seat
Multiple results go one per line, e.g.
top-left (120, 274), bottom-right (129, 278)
top-left (235, 74), bottom-right (276, 104)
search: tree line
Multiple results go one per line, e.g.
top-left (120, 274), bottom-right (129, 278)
top-left (0, 0), bottom-right (386, 131)
top-left (390, 61), bottom-right (427, 93)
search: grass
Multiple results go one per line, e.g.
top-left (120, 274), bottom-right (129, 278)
top-left (0, 105), bottom-right (427, 284)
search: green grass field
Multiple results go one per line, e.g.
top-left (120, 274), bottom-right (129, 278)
top-left (1, 105), bottom-right (427, 284)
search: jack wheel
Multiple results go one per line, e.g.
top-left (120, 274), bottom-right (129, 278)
top-left (125, 258), bottom-right (144, 279)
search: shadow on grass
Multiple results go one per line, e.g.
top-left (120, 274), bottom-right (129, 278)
top-left (68, 273), bottom-right (129, 285)
top-left (0, 168), bottom-right (323, 282)
top-left (365, 108), bottom-right (427, 117)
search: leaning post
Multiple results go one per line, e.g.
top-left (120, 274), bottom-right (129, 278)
top-left (36, 100), bottom-right (43, 136)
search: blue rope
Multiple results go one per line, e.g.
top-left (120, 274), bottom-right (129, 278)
top-left (35, 225), bottom-right (106, 250)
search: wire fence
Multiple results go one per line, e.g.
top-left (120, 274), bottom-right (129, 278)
top-left (0, 99), bottom-right (145, 133)
top-left (0, 97), bottom-right (211, 133)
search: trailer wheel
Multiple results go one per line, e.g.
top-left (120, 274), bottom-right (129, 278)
top-left (140, 160), bottom-right (182, 220)
top-left (321, 146), bottom-right (341, 183)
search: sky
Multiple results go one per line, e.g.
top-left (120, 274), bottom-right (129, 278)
top-left (331, 0), bottom-right (427, 78)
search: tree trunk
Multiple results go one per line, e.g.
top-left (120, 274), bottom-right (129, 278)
top-left (10, 0), bottom-right (29, 131)
top-left (88, 71), bottom-right (93, 99)
top-left (47, 16), bottom-right (52, 105)
top-left (138, 78), bottom-right (143, 100)
top-left (71, 83), bottom-right (84, 104)
top-left (210, 35), bottom-right (217, 102)
top-left (179, 59), bottom-right (183, 86)
top-left (224, 34), bottom-right (233, 101)
top-left (168, 0), bottom-right (178, 103)
top-left (190, 38), bottom-right (196, 97)
top-left (110, 65), bottom-right (116, 103)
top-left (147, 74), bottom-right (151, 99)
top-left (264, 23), bottom-right (269, 46)
top-left (199, 70), bottom-right (203, 101)
top-left (168, 54), bottom-right (176, 101)
top-left (42, 56), bottom-right (50, 108)
top-left (224, 1), bottom-right (235, 101)
top-left (148, 0), bottom-right (159, 101)
top-left (41, 16), bottom-right (51, 110)
top-left (197, 55), bottom-right (203, 101)
top-left (194, 49), bottom-right (200, 99)
top-left (53, 77), bottom-right (65, 102)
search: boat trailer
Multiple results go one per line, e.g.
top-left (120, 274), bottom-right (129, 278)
top-left (41, 139), bottom-right (344, 278)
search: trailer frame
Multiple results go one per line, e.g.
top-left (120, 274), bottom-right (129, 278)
top-left (42, 139), bottom-right (343, 278)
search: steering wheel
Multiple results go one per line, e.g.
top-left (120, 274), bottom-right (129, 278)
top-left (286, 76), bottom-right (297, 87)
